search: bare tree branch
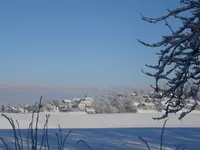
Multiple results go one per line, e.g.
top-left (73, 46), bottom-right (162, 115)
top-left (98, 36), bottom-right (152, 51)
top-left (138, 136), bottom-right (151, 150)
top-left (77, 140), bottom-right (91, 150)
top-left (0, 137), bottom-right (8, 150)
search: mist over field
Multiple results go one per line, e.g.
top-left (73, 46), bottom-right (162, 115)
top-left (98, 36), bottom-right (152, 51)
top-left (0, 84), bottom-right (140, 105)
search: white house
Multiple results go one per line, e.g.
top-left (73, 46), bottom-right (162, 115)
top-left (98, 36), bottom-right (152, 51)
top-left (141, 102), bottom-right (156, 110)
top-left (9, 106), bottom-right (17, 112)
top-left (86, 108), bottom-right (96, 114)
top-left (81, 100), bottom-right (93, 107)
top-left (17, 108), bottom-right (25, 113)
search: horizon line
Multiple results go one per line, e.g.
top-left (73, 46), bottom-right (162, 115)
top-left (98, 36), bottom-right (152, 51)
top-left (0, 83), bottom-right (153, 90)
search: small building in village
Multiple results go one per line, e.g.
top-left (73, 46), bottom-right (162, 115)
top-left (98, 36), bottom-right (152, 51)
top-left (42, 102), bottom-right (59, 112)
top-left (140, 102), bottom-right (156, 110)
top-left (86, 108), bottom-right (96, 114)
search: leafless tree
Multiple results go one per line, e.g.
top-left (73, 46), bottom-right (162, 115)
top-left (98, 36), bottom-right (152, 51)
top-left (139, 0), bottom-right (200, 120)
top-left (91, 98), bottom-right (116, 113)
top-left (91, 94), bottom-right (138, 114)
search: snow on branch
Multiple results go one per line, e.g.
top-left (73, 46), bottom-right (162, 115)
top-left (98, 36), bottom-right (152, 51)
top-left (140, 0), bottom-right (200, 120)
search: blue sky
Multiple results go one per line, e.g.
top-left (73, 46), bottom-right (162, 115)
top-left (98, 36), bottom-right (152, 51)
top-left (0, 0), bottom-right (180, 88)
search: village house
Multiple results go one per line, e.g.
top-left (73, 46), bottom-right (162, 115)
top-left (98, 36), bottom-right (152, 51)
top-left (77, 96), bottom-right (94, 112)
top-left (144, 97), bottom-right (154, 103)
top-left (81, 100), bottom-right (93, 107)
top-left (72, 98), bottom-right (82, 102)
top-left (42, 102), bottom-right (59, 112)
top-left (42, 103), bottom-right (54, 112)
top-left (142, 94), bottom-right (149, 99)
top-left (85, 108), bottom-right (96, 114)
top-left (8, 106), bottom-right (17, 113)
top-left (23, 105), bottom-right (32, 113)
top-left (71, 98), bottom-right (82, 108)
top-left (140, 102), bottom-right (156, 110)
top-left (59, 105), bottom-right (68, 112)
top-left (17, 107), bottom-right (25, 113)
top-left (150, 92), bottom-right (163, 99)
top-left (59, 100), bottom-right (72, 112)
top-left (61, 100), bottom-right (72, 109)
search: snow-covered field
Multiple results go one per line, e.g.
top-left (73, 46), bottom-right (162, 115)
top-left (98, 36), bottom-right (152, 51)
top-left (0, 112), bottom-right (200, 129)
